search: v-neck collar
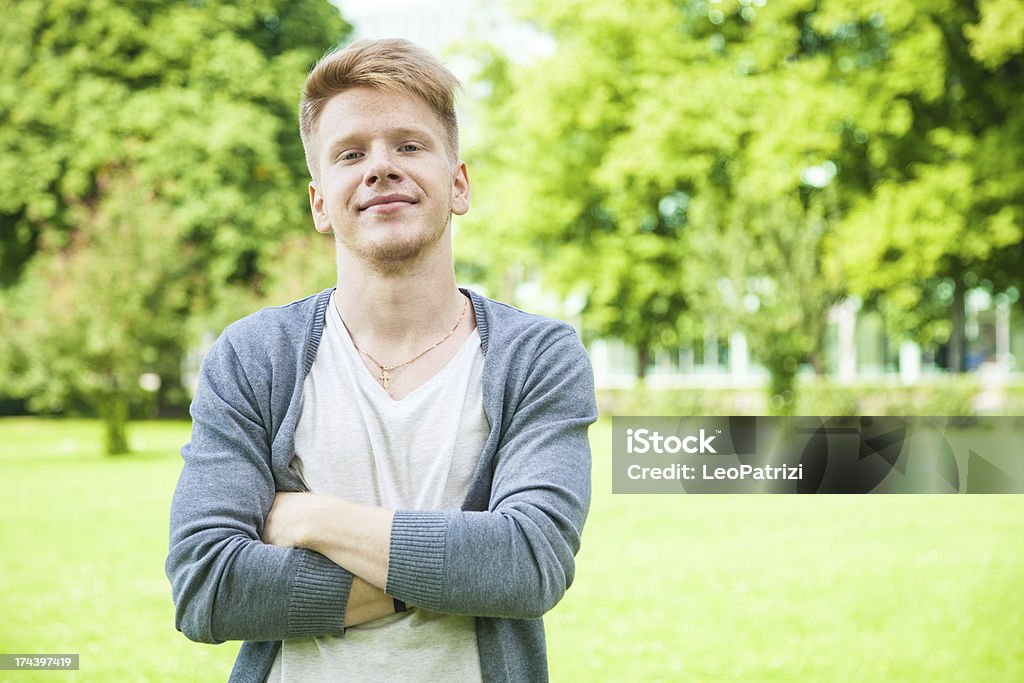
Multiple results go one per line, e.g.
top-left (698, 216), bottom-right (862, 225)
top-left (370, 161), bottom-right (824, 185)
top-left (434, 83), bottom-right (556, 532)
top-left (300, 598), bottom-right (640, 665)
top-left (326, 291), bottom-right (481, 404)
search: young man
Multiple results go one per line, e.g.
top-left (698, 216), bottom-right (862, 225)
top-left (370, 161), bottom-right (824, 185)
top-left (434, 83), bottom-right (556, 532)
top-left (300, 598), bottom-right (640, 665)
top-left (165, 38), bottom-right (597, 682)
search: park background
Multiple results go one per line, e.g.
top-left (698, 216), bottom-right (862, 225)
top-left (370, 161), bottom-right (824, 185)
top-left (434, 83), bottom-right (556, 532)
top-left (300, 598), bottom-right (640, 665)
top-left (1, 0), bottom-right (1022, 680)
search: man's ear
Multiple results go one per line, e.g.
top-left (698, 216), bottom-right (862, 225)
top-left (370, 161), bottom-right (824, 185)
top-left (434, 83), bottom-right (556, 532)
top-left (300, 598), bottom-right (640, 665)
top-left (309, 181), bottom-right (332, 234)
top-left (451, 161), bottom-right (471, 216)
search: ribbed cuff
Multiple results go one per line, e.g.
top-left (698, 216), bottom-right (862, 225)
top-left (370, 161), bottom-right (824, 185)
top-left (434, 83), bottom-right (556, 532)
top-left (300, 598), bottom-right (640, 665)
top-left (287, 550), bottom-right (352, 638)
top-left (386, 510), bottom-right (448, 611)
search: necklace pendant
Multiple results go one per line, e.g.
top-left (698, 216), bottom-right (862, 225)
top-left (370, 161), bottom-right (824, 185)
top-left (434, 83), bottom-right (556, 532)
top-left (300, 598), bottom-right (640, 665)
top-left (346, 297), bottom-right (467, 392)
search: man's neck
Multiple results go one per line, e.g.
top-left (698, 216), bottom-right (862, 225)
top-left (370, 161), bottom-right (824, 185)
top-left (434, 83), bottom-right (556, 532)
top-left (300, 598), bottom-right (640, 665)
top-left (332, 241), bottom-right (467, 361)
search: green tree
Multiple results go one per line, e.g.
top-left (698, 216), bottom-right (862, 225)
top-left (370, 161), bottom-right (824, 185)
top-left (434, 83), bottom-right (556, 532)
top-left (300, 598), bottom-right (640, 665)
top-left (3, 172), bottom-right (194, 453)
top-left (460, 2), bottom-right (699, 376)
top-left (466, 0), bottom-right (1022, 410)
top-left (464, 0), bottom-right (850, 408)
top-left (822, 0), bottom-right (1024, 370)
top-left (0, 0), bottom-right (349, 451)
top-left (586, 0), bottom-right (857, 412)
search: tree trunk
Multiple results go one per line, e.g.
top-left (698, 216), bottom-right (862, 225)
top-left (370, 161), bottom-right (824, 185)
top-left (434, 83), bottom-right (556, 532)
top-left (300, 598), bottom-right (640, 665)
top-left (101, 389), bottom-right (130, 455)
top-left (156, 351), bottom-right (188, 418)
top-left (636, 342), bottom-right (650, 380)
top-left (949, 283), bottom-right (965, 373)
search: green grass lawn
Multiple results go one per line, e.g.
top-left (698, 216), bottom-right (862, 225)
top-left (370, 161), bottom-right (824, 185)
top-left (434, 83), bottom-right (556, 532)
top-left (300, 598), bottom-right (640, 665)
top-left (2, 418), bottom-right (1022, 682)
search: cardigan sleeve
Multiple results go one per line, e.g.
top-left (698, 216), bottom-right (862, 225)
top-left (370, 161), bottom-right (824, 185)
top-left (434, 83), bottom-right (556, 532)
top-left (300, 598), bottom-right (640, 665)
top-left (165, 332), bottom-right (353, 644)
top-left (385, 331), bottom-right (597, 618)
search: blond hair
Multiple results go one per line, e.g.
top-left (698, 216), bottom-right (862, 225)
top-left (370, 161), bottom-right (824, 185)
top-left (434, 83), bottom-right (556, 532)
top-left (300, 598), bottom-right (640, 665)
top-left (299, 38), bottom-right (461, 180)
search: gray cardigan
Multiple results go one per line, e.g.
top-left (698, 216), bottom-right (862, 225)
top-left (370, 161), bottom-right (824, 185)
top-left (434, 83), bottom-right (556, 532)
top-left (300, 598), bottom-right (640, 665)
top-left (165, 288), bottom-right (597, 682)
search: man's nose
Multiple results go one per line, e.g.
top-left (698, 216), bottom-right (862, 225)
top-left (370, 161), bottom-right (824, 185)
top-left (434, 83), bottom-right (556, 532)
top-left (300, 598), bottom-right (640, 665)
top-left (363, 147), bottom-right (402, 186)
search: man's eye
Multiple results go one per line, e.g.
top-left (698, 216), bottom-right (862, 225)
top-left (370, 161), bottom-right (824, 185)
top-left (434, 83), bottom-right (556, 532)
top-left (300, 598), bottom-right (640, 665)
top-left (400, 144), bottom-right (420, 152)
top-left (340, 151), bottom-right (361, 161)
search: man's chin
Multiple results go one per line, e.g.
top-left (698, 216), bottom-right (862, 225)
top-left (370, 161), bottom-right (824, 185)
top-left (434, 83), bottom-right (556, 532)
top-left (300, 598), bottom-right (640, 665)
top-left (357, 233), bottom-right (445, 272)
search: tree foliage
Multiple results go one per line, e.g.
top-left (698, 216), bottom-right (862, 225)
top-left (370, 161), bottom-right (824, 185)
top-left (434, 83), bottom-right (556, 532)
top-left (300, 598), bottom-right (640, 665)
top-left (0, 0), bottom-right (348, 450)
top-left (463, 0), bottom-right (1023, 409)
top-left (823, 0), bottom-right (1024, 369)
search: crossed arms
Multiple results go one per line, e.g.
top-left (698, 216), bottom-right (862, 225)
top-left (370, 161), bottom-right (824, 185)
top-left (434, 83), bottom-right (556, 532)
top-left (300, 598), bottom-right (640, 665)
top-left (165, 319), bottom-right (597, 644)
top-left (261, 494), bottom-right (396, 626)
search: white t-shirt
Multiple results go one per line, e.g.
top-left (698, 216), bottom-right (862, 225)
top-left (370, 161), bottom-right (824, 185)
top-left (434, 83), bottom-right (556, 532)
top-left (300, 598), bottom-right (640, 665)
top-left (266, 293), bottom-right (488, 682)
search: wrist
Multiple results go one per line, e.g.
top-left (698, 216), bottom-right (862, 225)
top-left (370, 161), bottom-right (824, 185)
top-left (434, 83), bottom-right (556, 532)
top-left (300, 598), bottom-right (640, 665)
top-left (289, 494), bottom-right (395, 589)
top-left (298, 494), bottom-right (333, 551)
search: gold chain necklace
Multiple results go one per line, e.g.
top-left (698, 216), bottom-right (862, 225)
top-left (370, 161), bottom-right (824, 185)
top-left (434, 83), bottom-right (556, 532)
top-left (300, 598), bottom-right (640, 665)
top-left (346, 297), bottom-right (468, 389)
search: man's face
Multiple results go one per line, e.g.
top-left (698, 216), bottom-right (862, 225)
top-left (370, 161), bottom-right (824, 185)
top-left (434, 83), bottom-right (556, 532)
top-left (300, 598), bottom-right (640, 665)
top-left (309, 86), bottom-right (470, 269)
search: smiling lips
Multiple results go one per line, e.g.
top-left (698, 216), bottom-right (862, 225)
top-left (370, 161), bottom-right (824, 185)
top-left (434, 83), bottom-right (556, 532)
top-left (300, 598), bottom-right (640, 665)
top-left (359, 194), bottom-right (417, 213)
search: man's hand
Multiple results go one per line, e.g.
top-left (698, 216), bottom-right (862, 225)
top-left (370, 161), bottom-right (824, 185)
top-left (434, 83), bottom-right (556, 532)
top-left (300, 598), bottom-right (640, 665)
top-left (346, 577), bottom-right (409, 626)
top-left (261, 491), bottom-right (394, 590)
top-left (260, 491), bottom-right (407, 630)
top-left (261, 492), bottom-right (312, 548)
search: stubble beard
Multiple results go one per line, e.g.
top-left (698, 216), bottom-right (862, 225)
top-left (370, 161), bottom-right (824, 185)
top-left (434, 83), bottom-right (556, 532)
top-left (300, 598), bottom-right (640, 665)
top-left (339, 206), bottom-right (452, 275)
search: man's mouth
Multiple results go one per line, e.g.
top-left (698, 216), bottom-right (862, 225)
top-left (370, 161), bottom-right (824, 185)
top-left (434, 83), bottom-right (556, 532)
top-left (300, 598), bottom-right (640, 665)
top-left (360, 194), bottom-right (417, 212)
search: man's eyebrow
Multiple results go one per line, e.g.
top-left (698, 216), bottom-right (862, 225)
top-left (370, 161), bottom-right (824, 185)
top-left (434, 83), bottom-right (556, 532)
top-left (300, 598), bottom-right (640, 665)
top-left (324, 135), bottom-right (357, 159)
top-left (389, 125), bottom-right (436, 141)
